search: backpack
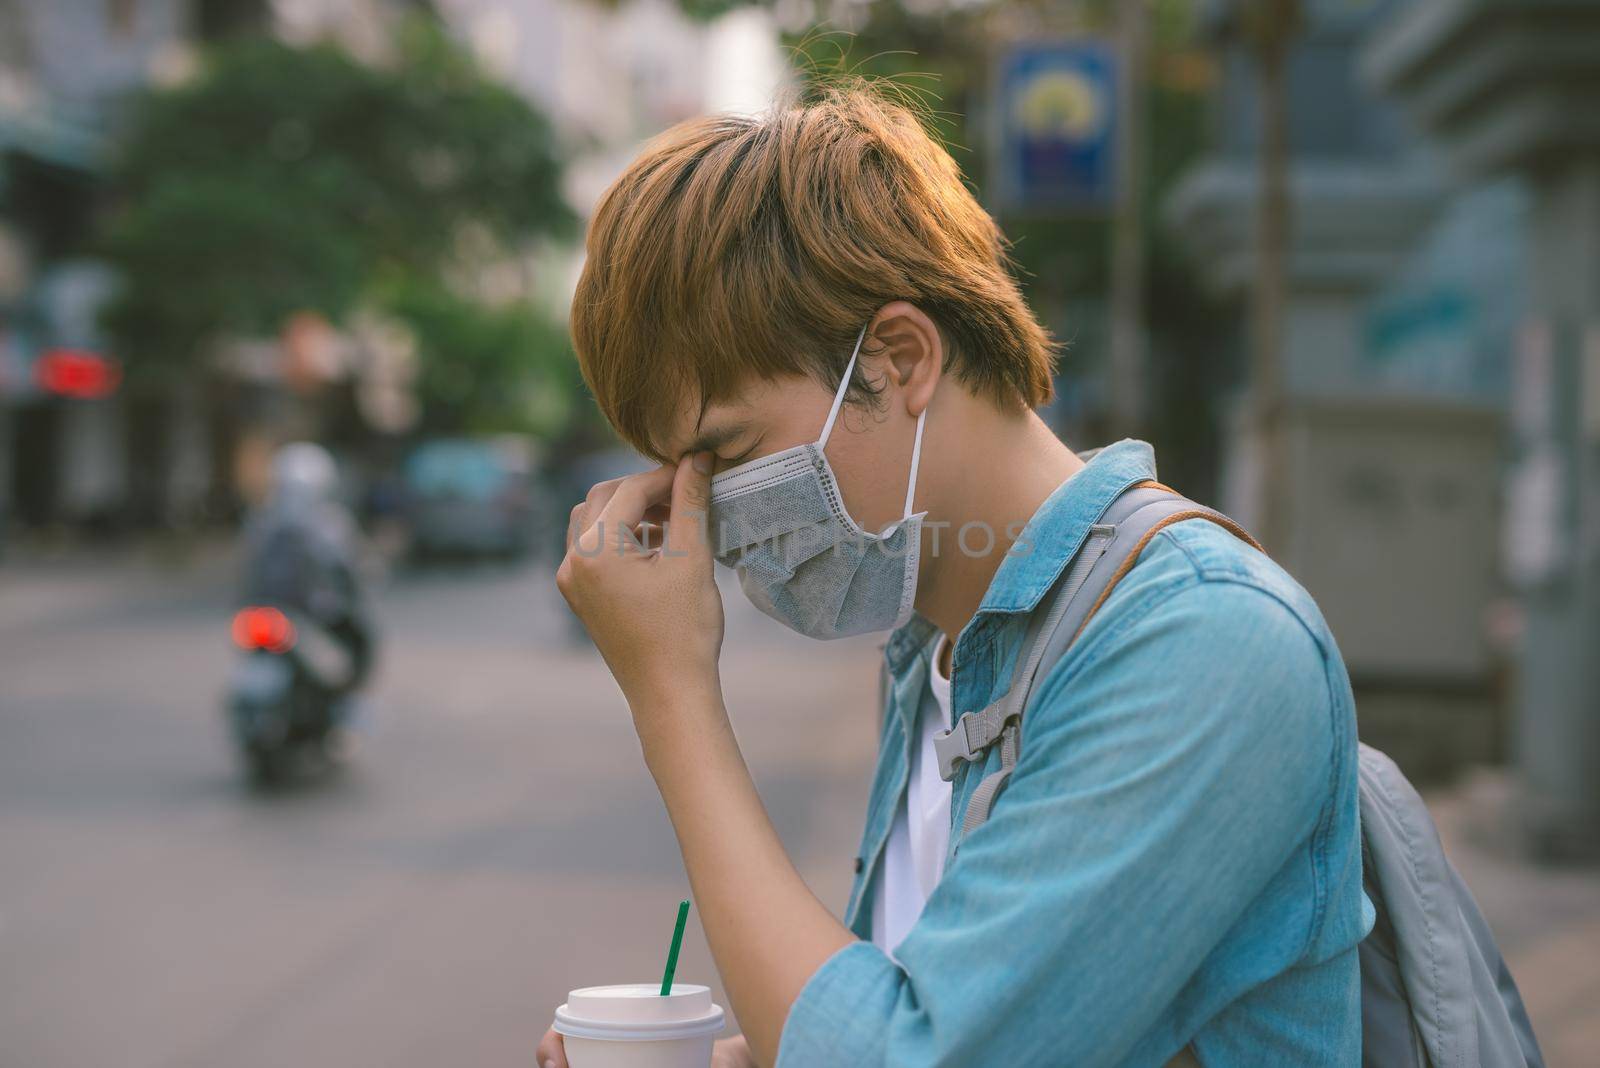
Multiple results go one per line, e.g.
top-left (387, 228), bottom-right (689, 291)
top-left (924, 481), bottom-right (1545, 1068)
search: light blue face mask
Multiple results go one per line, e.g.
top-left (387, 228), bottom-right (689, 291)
top-left (709, 325), bottom-right (927, 640)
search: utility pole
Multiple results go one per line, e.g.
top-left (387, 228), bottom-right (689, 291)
top-left (1108, 0), bottom-right (1148, 439)
top-left (1245, 0), bottom-right (1300, 552)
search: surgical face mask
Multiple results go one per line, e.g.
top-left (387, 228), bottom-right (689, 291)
top-left (709, 325), bottom-right (927, 640)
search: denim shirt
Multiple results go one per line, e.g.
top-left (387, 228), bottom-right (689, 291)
top-left (776, 440), bottom-right (1373, 1067)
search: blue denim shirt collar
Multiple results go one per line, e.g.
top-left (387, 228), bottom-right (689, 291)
top-left (882, 438), bottom-right (1159, 677)
top-left (973, 438), bottom-right (1158, 615)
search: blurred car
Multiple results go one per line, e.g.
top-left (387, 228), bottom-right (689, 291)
top-left (402, 437), bottom-right (534, 560)
top-left (536, 445), bottom-right (654, 557)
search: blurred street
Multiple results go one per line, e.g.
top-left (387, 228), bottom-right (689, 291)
top-left (2, 546), bottom-right (1597, 1067)
top-left (0, 548), bottom-right (879, 1068)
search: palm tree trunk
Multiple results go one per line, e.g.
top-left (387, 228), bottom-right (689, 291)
top-left (1250, 0), bottom-right (1299, 552)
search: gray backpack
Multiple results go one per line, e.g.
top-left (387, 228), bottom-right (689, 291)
top-left (926, 482), bottom-right (1545, 1068)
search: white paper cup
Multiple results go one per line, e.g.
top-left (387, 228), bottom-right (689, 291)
top-left (553, 983), bottom-right (725, 1068)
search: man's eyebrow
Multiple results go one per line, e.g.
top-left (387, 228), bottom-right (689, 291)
top-left (680, 423), bottom-right (747, 457)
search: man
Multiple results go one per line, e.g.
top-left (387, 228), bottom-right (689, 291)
top-left (541, 83), bottom-right (1370, 1067)
top-left (241, 442), bottom-right (374, 700)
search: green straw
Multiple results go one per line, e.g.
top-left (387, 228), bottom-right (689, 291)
top-left (659, 899), bottom-right (690, 996)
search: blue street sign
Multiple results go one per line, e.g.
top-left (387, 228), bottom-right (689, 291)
top-left (991, 41), bottom-right (1118, 213)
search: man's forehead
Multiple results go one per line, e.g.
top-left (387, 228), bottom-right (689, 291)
top-left (657, 391), bottom-right (753, 459)
top-left (652, 369), bottom-right (818, 459)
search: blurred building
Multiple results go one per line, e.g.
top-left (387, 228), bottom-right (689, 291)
top-left (1166, 0), bottom-right (1518, 781)
top-left (0, 0), bottom-right (194, 533)
top-left (1364, 0), bottom-right (1600, 857)
top-left (429, 0), bottom-right (787, 311)
top-left (0, 0), bottom-right (785, 539)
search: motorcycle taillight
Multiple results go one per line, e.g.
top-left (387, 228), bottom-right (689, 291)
top-left (232, 606), bottom-right (296, 653)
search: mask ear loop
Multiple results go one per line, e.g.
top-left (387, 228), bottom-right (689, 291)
top-left (902, 405), bottom-right (926, 521)
top-left (817, 324), bottom-right (869, 447)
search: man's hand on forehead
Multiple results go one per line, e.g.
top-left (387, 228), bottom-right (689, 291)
top-left (556, 452), bottom-right (722, 698)
top-left (562, 465), bottom-right (677, 554)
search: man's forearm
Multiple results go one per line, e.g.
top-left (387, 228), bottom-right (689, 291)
top-left (638, 686), bottom-right (854, 1068)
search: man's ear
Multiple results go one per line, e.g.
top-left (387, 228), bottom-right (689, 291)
top-left (868, 301), bottom-right (943, 419)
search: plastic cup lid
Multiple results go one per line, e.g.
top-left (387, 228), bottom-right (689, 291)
top-left (553, 984), bottom-right (725, 1043)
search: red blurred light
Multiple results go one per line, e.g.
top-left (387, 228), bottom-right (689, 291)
top-left (35, 348), bottom-right (122, 399)
top-left (231, 607), bottom-right (296, 653)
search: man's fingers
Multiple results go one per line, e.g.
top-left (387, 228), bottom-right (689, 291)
top-left (569, 459), bottom-right (709, 561)
top-left (566, 476), bottom-right (625, 552)
top-left (566, 503), bottom-right (588, 553)
top-left (573, 465), bottom-right (674, 557)
top-left (711, 1034), bottom-right (755, 1068)
top-left (664, 452), bottom-right (714, 561)
top-left (675, 452), bottom-right (714, 515)
top-left (595, 465), bottom-right (676, 531)
top-left (536, 1027), bottom-right (568, 1068)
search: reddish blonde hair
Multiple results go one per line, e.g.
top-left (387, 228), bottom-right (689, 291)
top-left (570, 80), bottom-right (1058, 460)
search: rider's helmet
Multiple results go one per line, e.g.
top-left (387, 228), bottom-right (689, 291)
top-left (269, 442), bottom-right (340, 511)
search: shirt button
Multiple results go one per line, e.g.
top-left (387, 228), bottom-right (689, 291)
top-left (853, 856), bottom-right (864, 874)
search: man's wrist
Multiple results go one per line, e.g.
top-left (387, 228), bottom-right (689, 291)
top-left (630, 677), bottom-right (734, 769)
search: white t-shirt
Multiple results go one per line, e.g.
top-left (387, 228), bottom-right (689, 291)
top-left (871, 633), bottom-right (954, 958)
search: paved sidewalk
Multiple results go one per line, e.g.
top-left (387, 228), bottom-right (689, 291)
top-left (1429, 772), bottom-right (1600, 1068)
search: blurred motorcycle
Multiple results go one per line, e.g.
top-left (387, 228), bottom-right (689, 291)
top-left (227, 604), bottom-right (362, 783)
top-left (229, 443), bottom-right (375, 785)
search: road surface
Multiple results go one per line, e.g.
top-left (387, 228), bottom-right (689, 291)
top-left (2, 545), bottom-right (1594, 1066)
top-left (0, 547), bottom-right (879, 1067)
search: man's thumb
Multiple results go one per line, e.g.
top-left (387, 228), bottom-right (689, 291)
top-left (665, 452), bottom-right (713, 559)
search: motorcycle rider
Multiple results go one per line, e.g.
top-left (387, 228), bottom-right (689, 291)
top-left (240, 442), bottom-right (375, 718)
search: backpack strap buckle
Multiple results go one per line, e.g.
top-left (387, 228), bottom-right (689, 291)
top-left (934, 701), bottom-right (1011, 782)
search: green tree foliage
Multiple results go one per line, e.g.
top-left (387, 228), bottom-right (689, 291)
top-left (101, 19), bottom-right (575, 435)
top-left (380, 278), bottom-right (581, 439)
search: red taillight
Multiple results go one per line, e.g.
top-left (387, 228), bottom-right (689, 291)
top-left (35, 348), bottom-right (122, 399)
top-left (232, 607), bottom-right (296, 653)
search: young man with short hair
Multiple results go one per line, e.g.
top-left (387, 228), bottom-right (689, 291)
top-left (541, 84), bottom-right (1370, 1068)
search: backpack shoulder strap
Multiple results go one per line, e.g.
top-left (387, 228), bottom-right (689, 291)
top-left (1036, 484), bottom-right (1260, 669)
top-left (949, 482), bottom-right (1261, 842)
